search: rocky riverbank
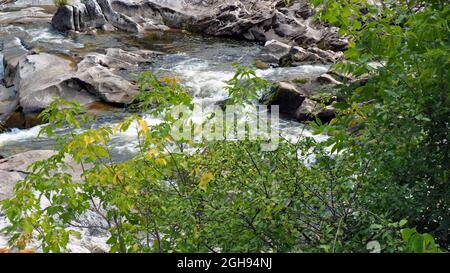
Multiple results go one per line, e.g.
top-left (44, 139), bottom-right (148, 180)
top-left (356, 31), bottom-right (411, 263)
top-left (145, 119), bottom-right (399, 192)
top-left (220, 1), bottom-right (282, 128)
top-left (1, 0), bottom-right (349, 132)
top-left (52, 0), bottom-right (348, 51)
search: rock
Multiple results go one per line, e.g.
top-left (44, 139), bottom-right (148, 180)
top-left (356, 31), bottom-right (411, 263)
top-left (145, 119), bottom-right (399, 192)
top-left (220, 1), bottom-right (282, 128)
top-left (15, 53), bottom-right (100, 113)
top-left (75, 54), bottom-right (138, 104)
top-left (2, 37), bottom-right (29, 87)
top-left (0, 85), bottom-right (18, 129)
top-left (257, 40), bottom-right (292, 67)
top-left (295, 98), bottom-right (337, 122)
top-left (0, 7), bottom-right (53, 24)
top-left (0, 150), bottom-right (56, 201)
top-left (7, 47), bottom-right (158, 115)
top-left (295, 98), bottom-right (316, 121)
top-left (0, 150), bottom-right (56, 174)
top-left (97, 0), bottom-right (142, 32)
top-left (84, 0), bottom-right (109, 29)
top-left (89, 48), bottom-right (160, 70)
top-left (3, 111), bottom-right (42, 130)
top-left (0, 170), bottom-right (24, 201)
top-left (111, 0), bottom-right (197, 31)
top-left (0, 150), bottom-right (88, 201)
top-left (257, 40), bottom-right (344, 67)
top-left (51, 5), bottom-right (75, 32)
top-left (288, 46), bottom-right (344, 65)
top-left (317, 73), bottom-right (342, 85)
top-left (51, 0), bottom-right (347, 54)
top-left (262, 81), bottom-right (308, 117)
top-left (261, 73), bottom-right (341, 122)
top-left (52, 0), bottom-right (126, 32)
top-left (317, 105), bottom-right (337, 123)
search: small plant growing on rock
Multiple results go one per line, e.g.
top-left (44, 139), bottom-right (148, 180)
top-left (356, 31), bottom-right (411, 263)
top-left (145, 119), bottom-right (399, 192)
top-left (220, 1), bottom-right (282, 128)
top-left (53, 0), bottom-right (72, 7)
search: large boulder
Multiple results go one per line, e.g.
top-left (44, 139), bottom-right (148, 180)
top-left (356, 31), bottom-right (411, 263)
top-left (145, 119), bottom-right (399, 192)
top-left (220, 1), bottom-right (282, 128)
top-left (7, 48), bottom-right (157, 115)
top-left (262, 81), bottom-right (309, 116)
top-left (51, 5), bottom-right (75, 32)
top-left (256, 40), bottom-right (292, 67)
top-left (75, 54), bottom-right (138, 104)
top-left (261, 73), bottom-right (342, 122)
top-left (14, 53), bottom-right (100, 113)
top-left (52, 0), bottom-right (141, 32)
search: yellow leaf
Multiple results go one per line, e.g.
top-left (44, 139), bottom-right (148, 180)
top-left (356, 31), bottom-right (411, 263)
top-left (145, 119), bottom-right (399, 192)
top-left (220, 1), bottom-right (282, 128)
top-left (146, 148), bottom-right (159, 159)
top-left (114, 122), bottom-right (123, 133)
top-left (155, 158), bottom-right (167, 166)
top-left (83, 135), bottom-right (93, 145)
top-left (199, 172), bottom-right (214, 191)
top-left (138, 119), bottom-right (149, 134)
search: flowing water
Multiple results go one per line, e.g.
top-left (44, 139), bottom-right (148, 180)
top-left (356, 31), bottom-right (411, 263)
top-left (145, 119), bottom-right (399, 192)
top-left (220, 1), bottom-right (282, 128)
top-left (0, 2), bottom-right (329, 252)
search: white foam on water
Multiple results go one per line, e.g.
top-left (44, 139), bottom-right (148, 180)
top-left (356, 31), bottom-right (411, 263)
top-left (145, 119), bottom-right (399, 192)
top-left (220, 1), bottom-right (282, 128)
top-left (0, 125), bottom-right (44, 147)
top-left (27, 28), bottom-right (84, 48)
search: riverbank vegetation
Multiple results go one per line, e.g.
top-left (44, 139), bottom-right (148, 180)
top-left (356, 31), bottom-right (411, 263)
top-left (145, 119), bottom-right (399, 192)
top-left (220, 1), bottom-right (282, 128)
top-left (1, 0), bottom-right (448, 252)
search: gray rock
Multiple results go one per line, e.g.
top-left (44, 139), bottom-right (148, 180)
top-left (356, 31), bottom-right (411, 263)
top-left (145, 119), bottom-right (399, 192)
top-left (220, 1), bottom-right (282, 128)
top-left (256, 40), bottom-right (344, 67)
top-left (50, 0), bottom-right (347, 54)
top-left (0, 150), bottom-right (56, 173)
top-left (52, 5), bottom-right (75, 32)
top-left (97, 0), bottom-right (142, 32)
top-left (7, 47), bottom-right (158, 114)
top-left (0, 170), bottom-right (25, 201)
top-left (256, 40), bottom-right (292, 67)
top-left (2, 37), bottom-right (29, 87)
top-left (262, 81), bottom-right (308, 117)
top-left (75, 54), bottom-right (138, 104)
top-left (289, 46), bottom-right (344, 65)
top-left (15, 53), bottom-right (99, 113)
top-left (0, 85), bottom-right (18, 128)
top-left (0, 150), bottom-right (56, 201)
top-left (295, 98), bottom-right (317, 121)
top-left (261, 73), bottom-right (341, 122)
top-left (83, 0), bottom-right (108, 30)
top-left (0, 7), bottom-right (53, 24)
top-left (0, 150), bottom-right (88, 201)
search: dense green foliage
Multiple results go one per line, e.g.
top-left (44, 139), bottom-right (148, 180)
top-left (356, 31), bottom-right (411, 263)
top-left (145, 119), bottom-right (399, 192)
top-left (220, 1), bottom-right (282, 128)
top-left (0, 0), bottom-right (448, 252)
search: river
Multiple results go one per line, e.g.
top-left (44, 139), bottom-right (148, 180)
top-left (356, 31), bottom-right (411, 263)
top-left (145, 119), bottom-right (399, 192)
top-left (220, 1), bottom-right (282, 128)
top-left (0, 1), bottom-right (329, 252)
